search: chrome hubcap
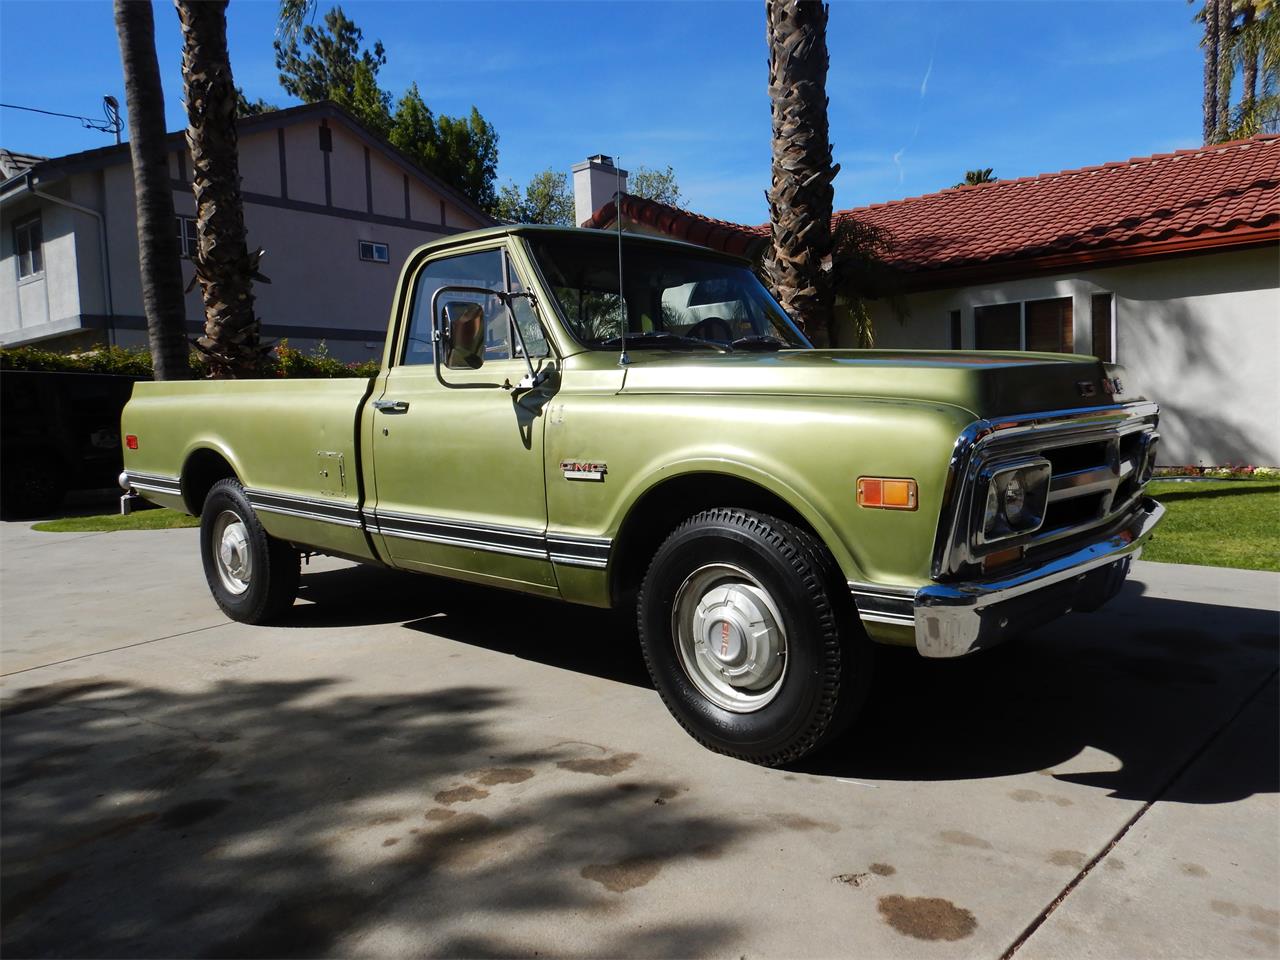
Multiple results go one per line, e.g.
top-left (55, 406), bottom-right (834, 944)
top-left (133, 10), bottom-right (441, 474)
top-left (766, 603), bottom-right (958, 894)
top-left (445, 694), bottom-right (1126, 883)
top-left (212, 510), bottom-right (252, 595)
top-left (672, 563), bottom-right (787, 713)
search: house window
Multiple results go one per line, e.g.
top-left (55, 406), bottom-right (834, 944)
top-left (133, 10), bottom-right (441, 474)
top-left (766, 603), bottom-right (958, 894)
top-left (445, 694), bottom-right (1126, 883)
top-left (974, 297), bottom-right (1074, 353)
top-left (949, 309), bottom-right (962, 349)
top-left (974, 302), bottom-right (1021, 350)
top-left (1091, 293), bottom-right (1114, 362)
top-left (1025, 297), bottom-right (1073, 354)
top-left (14, 216), bottom-right (43, 279)
top-left (359, 240), bottom-right (390, 264)
top-left (175, 215), bottom-right (197, 259)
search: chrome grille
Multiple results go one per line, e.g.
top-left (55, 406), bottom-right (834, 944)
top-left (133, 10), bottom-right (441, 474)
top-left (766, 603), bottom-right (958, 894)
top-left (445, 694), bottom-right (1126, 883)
top-left (932, 402), bottom-right (1160, 579)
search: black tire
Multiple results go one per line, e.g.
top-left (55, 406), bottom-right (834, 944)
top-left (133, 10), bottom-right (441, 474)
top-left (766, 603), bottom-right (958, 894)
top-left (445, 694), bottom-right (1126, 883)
top-left (638, 508), bottom-right (871, 766)
top-left (200, 478), bottom-right (299, 624)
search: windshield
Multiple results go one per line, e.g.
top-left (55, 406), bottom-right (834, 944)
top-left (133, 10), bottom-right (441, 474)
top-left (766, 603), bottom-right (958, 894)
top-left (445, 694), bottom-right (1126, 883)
top-left (525, 234), bottom-right (811, 351)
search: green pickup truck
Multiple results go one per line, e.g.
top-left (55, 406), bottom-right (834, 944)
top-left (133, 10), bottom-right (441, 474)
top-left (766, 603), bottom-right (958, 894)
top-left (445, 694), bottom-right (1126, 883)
top-left (121, 225), bottom-right (1164, 765)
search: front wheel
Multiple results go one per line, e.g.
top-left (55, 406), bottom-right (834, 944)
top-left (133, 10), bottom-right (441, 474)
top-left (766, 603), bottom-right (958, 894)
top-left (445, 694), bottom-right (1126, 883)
top-left (200, 478), bottom-right (299, 624)
top-left (638, 509), bottom-right (871, 766)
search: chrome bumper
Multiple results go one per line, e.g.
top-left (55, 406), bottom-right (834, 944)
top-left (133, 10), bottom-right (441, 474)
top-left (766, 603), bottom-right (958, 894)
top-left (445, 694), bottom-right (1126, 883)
top-left (851, 497), bottom-right (1165, 659)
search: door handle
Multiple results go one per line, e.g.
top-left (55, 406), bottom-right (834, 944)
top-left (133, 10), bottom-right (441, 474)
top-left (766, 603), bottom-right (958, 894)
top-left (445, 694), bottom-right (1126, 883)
top-left (372, 399), bottom-right (409, 413)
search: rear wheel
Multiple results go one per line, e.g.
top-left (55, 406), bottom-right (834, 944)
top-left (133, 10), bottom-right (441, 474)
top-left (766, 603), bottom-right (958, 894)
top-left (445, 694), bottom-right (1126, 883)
top-left (200, 478), bottom-right (298, 624)
top-left (638, 508), bottom-right (871, 766)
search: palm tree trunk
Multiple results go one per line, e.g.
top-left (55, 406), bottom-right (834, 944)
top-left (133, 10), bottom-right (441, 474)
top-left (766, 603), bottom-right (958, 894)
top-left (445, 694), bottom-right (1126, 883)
top-left (1204, 0), bottom-right (1220, 143)
top-left (113, 0), bottom-right (190, 380)
top-left (1242, 3), bottom-right (1258, 116)
top-left (175, 0), bottom-right (263, 378)
top-left (763, 0), bottom-right (839, 347)
top-left (1217, 0), bottom-right (1236, 140)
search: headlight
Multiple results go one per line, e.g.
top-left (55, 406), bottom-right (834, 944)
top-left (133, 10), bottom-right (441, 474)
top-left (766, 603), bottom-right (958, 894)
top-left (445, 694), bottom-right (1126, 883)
top-left (979, 459), bottom-right (1051, 544)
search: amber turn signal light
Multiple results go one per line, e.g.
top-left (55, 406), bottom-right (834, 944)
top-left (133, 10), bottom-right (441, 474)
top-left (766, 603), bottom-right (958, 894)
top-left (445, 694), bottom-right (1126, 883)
top-left (857, 477), bottom-right (918, 510)
top-left (125, 435), bottom-right (138, 450)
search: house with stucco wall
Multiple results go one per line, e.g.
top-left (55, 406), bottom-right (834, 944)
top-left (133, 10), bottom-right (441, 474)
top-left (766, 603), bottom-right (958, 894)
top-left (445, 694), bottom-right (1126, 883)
top-left (578, 137), bottom-right (1280, 468)
top-left (0, 101), bottom-right (493, 362)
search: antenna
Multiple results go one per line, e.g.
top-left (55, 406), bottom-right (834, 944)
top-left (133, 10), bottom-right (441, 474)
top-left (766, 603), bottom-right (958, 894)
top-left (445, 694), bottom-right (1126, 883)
top-left (616, 157), bottom-right (629, 366)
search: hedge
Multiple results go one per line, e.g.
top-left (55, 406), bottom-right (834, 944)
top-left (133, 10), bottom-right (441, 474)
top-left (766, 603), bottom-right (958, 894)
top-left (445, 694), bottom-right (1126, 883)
top-left (0, 340), bottom-right (380, 380)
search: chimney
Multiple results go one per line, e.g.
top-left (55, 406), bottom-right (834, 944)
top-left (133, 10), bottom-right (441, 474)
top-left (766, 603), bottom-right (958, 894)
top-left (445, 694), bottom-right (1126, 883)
top-left (573, 153), bottom-right (628, 227)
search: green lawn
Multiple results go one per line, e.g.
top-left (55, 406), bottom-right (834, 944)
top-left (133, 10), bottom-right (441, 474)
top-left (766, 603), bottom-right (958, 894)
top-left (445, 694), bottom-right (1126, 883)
top-left (1143, 479), bottom-right (1280, 572)
top-left (32, 508), bottom-right (199, 534)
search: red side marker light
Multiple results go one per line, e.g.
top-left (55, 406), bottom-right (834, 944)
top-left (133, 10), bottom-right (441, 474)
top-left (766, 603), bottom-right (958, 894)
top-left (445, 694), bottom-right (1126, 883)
top-left (126, 435), bottom-right (138, 450)
top-left (857, 477), bottom-right (918, 510)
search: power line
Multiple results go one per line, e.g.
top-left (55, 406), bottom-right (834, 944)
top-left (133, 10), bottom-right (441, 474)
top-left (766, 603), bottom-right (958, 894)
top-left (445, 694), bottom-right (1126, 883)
top-left (1, 98), bottom-right (122, 141)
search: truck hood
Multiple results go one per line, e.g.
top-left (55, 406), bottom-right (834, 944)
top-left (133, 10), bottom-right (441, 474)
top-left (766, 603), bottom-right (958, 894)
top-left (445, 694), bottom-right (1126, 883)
top-left (614, 349), bottom-right (1141, 419)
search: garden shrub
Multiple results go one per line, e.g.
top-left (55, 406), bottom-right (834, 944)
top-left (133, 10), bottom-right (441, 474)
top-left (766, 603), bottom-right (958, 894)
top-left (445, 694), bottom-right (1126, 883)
top-left (0, 340), bottom-right (379, 380)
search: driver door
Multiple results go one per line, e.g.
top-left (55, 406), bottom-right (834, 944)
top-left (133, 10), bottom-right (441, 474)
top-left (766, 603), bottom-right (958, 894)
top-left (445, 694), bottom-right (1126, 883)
top-left (368, 244), bottom-right (559, 594)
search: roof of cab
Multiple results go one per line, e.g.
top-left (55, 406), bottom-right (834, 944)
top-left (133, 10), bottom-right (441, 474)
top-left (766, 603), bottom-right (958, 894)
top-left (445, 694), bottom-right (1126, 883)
top-left (407, 223), bottom-right (751, 263)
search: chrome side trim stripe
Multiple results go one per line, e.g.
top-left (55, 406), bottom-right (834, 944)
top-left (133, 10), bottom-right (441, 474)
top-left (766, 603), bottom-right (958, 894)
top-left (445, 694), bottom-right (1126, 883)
top-left (246, 489), bottom-right (364, 528)
top-left (546, 533), bottom-right (611, 569)
top-left (126, 472), bottom-right (182, 496)
top-left (133, 475), bottom-right (616, 570)
top-left (848, 581), bottom-right (917, 627)
top-left (374, 509), bottom-right (613, 568)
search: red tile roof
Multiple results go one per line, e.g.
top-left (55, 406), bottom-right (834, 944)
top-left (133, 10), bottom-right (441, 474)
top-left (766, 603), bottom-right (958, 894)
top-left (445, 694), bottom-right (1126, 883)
top-left (586, 135), bottom-right (1280, 284)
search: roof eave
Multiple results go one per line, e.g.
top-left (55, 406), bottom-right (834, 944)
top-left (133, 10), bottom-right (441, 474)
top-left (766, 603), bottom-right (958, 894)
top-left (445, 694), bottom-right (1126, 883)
top-left (892, 225), bottom-right (1280, 292)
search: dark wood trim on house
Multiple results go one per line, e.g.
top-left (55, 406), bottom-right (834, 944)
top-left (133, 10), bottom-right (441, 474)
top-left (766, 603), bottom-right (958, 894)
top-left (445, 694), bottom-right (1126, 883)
top-left (168, 177), bottom-right (470, 235)
top-left (176, 151), bottom-right (187, 183)
top-left (277, 128), bottom-right (288, 199)
top-left (364, 146), bottom-right (373, 214)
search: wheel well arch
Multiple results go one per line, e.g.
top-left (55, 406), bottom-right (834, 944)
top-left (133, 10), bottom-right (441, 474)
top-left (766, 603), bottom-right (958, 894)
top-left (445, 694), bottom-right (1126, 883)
top-left (608, 471), bottom-right (827, 606)
top-left (181, 447), bottom-right (239, 516)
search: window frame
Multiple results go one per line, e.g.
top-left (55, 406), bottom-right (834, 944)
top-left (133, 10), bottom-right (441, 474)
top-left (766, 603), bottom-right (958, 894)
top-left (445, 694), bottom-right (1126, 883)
top-left (358, 240), bottom-right (390, 264)
top-left (972, 295), bottom-right (1088, 355)
top-left (396, 242), bottom-right (554, 369)
top-left (13, 215), bottom-right (43, 280)
top-left (1091, 292), bottom-right (1116, 363)
top-left (175, 215), bottom-right (198, 260)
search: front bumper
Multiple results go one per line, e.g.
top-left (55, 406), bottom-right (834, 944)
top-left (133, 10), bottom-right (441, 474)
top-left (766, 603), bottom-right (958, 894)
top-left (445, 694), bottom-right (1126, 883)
top-left (851, 497), bottom-right (1165, 658)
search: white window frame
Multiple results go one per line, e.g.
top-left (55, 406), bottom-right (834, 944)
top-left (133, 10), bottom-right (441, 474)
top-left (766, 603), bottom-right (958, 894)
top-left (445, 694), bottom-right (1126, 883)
top-left (175, 215), bottom-right (198, 259)
top-left (14, 216), bottom-right (43, 280)
top-left (358, 240), bottom-right (390, 264)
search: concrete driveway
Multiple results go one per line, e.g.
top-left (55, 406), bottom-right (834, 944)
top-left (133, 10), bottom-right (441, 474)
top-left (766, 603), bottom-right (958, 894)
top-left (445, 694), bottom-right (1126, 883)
top-left (1, 520), bottom-right (1277, 959)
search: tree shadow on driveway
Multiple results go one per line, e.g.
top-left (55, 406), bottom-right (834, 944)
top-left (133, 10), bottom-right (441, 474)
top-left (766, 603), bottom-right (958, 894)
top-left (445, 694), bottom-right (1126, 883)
top-left (1, 676), bottom-right (743, 958)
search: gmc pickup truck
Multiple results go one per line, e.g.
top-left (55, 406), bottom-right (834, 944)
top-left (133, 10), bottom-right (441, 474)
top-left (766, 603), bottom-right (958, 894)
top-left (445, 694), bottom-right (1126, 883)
top-left (121, 225), bottom-right (1164, 766)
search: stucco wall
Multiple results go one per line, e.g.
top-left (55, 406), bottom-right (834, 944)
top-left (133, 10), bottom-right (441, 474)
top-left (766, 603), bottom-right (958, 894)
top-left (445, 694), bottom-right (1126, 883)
top-left (0, 190), bottom-right (83, 341)
top-left (865, 246), bottom-right (1280, 466)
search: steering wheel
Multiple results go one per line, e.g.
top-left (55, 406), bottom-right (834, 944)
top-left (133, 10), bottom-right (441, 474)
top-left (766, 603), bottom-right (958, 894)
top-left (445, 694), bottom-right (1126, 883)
top-left (686, 316), bottom-right (734, 343)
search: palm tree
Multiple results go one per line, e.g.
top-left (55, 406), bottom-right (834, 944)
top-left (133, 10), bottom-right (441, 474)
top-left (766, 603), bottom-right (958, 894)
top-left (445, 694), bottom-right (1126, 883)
top-left (762, 0), bottom-right (839, 347)
top-left (957, 168), bottom-right (997, 187)
top-left (113, 0), bottom-right (190, 380)
top-left (1203, 0), bottom-right (1221, 143)
top-left (175, 0), bottom-right (266, 378)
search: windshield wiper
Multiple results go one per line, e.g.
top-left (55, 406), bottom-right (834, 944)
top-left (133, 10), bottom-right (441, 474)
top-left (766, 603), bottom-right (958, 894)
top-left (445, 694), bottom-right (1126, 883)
top-left (593, 331), bottom-right (727, 352)
top-left (730, 335), bottom-right (788, 351)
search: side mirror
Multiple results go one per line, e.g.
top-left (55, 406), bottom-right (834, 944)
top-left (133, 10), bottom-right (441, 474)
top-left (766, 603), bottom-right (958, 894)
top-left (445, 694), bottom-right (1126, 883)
top-left (440, 300), bottom-right (487, 370)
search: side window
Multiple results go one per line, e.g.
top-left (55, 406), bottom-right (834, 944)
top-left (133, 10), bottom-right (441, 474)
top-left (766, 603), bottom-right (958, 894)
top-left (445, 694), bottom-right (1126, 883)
top-left (403, 249), bottom-right (508, 366)
top-left (14, 216), bottom-right (43, 279)
top-left (506, 256), bottom-right (549, 358)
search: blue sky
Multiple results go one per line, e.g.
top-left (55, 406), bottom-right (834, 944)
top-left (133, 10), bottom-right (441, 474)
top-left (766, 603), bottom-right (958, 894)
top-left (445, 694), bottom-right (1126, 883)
top-left (1, 0), bottom-right (1202, 224)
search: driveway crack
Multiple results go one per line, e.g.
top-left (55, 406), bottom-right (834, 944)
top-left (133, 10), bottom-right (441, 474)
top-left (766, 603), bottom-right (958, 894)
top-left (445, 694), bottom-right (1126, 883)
top-left (1000, 666), bottom-right (1280, 960)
